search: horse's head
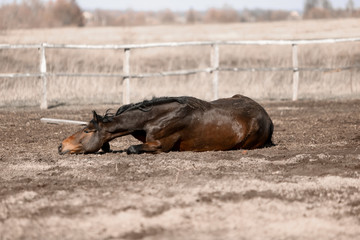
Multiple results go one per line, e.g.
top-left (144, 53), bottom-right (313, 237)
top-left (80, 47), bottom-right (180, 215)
top-left (58, 111), bottom-right (110, 155)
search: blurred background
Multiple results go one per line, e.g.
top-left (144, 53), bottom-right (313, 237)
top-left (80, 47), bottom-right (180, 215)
top-left (0, 0), bottom-right (359, 107)
top-left (1, 0), bottom-right (359, 28)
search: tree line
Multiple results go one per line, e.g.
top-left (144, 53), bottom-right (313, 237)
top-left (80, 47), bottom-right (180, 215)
top-left (303, 0), bottom-right (359, 19)
top-left (0, 0), bottom-right (359, 30)
top-left (0, 0), bottom-right (84, 30)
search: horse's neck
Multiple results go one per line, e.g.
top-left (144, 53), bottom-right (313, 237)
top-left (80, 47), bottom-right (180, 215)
top-left (111, 103), bottom-right (183, 132)
top-left (104, 110), bottom-right (151, 133)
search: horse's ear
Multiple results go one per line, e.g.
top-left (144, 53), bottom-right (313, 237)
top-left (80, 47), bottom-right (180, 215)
top-left (92, 111), bottom-right (101, 123)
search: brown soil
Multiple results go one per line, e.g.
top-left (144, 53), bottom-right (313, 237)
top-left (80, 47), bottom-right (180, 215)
top-left (1, 99), bottom-right (360, 240)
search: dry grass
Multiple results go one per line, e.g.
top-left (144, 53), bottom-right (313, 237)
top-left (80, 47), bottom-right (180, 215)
top-left (0, 19), bottom-right (360, 106)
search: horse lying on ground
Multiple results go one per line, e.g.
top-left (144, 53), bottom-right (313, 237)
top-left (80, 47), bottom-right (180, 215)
top-left (58, 94), bottom-right (274, 155)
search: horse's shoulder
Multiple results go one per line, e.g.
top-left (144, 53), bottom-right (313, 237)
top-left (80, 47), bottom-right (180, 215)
top-left (184, 97), bottom-right (213, 111)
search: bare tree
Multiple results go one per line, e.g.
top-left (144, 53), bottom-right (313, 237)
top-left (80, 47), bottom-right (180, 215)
top-left (159, 9), bottom-right (175, 24)
top-left (304, 0), bottom-right (333, 19)
top-left (204, 5), bottom-right (239, 23)
top-left (51, 0), bottom-right (84, 27)
top-left (304, 0), bottom-right (319, 14)
top-left (321, 0), bottom-right (333, 10)
top-left (346, 0), bottom-right (355, 15)
top-left (186, 8), bottom-right (197, 24)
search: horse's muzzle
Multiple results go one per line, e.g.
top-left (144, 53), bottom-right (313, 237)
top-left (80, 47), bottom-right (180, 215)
top-left (58, 144), bottom-right (68, 155)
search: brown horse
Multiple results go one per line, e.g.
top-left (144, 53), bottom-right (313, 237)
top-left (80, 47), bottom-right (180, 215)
top-left (58, 95), bottom-right (274, 155)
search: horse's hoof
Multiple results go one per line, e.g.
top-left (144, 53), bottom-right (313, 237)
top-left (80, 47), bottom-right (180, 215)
top-left (101, 142), bottom-right (111, 152)
top-left (127, 145), bottom-right (139, 154)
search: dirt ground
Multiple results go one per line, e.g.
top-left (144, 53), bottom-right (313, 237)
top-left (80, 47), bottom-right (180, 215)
top-left (0, 98), bottom-right (360, 240)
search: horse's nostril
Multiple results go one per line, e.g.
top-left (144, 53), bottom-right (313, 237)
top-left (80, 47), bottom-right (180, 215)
top-left (58, 144), bottom-right (62, 153)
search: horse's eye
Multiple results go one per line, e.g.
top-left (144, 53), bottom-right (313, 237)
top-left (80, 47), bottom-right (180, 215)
top-left (84, 129), bottom-right (96, 133)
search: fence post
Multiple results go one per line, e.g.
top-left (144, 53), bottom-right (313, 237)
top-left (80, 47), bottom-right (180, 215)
top-left (123, 48), bottom-right (131, 105)
top-left (211, 44), bottom-right (219, 100)
top-left (292, 44), bottom-right (299, 101)
top-left (39, 43), bottom-right (48, 109)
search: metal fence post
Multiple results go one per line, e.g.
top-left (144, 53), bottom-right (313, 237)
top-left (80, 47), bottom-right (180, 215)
top-left (123, 48), bottom-right (131, 105)
top-left (39, 43), bottom-right (48, 109)
top-left (292, 44), bottom-right (299, 101)
top-left (211, 44), bottom-right (219, 100)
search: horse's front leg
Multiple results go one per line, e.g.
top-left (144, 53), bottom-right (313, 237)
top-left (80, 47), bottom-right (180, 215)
top-left (101, 142), bottom-right (111, 152)
top-left (126, 134), bottom-right (180, 154)
top-left (126, 140), bottom-right (162, 154)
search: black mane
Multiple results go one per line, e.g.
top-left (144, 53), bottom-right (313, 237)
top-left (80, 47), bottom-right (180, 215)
top-left (97, 96), bottom-right (210, 123)
top-left (115, 96), bottom-right (189, 115)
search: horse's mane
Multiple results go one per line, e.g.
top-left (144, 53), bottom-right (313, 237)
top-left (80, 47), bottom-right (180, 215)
top-left (115, 96), bottom-right (188, 115)
top-left (97, 96), bottom-right (210, 123)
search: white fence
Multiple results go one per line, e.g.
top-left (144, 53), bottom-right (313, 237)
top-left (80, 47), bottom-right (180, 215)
top-left (1, 38), bottom-right (360, 109)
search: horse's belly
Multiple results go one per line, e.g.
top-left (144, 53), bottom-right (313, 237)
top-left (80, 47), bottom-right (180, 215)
top-left (179, 123), bottom-right (244, 151)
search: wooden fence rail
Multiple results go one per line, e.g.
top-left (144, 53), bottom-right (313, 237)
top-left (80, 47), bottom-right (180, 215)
top-left (1, 38), bottom-right (360, 109)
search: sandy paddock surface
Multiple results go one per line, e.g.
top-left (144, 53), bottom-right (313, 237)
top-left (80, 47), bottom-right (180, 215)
top-left (0, 98), bottom-right (360, 240)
